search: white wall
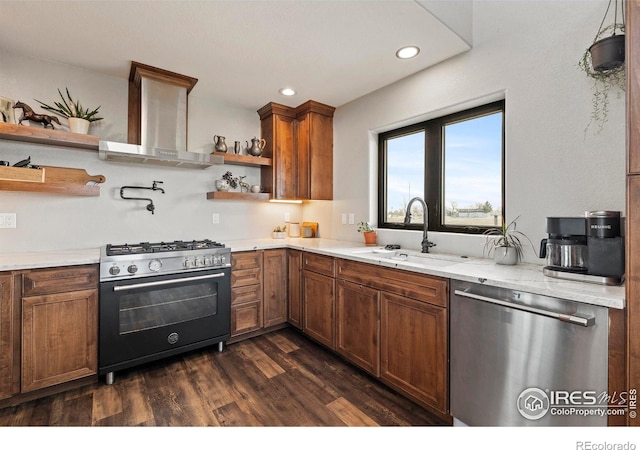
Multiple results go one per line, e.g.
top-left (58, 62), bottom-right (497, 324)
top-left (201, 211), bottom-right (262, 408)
top-left (0, 49), bottom-right (302, 252)
top-left (304, 0), bottom-right (626, 263)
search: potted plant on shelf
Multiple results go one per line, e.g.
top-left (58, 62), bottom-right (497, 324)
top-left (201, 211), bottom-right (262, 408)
top-left (483, 215), bottom-right (535, 265)
top-left (357, 221), bottom-right (377, 246)
top-left (578, 0), bottom-right (625, 133)
top-left (34, 88), bottom-right (103, 134)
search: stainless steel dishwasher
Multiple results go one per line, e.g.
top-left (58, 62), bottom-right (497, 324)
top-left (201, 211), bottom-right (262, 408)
top-left (450, 279), bottom-right (608, 426)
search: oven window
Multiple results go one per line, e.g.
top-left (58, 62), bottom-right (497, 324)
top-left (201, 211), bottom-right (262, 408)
top-left (119, 283), bottom-right (218, 334)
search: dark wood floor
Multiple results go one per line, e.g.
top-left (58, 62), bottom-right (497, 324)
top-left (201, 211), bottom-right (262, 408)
top-left (0, 328), bottom-right (446, 426)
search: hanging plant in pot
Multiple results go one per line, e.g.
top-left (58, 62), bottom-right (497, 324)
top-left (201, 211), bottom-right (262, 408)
top-left (483, 215), bottom-right (536, 265)
top-left (34, 88), bottom-right (103, 134)
top-left (578, 0), bottom-right (625, 133)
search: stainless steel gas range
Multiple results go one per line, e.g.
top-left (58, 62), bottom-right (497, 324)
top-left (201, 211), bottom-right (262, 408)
top-left (99, 240), bottom-right (231, 385)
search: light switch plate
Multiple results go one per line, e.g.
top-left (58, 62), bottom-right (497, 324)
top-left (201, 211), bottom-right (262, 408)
top-left (348, 213), bottom-right (355, 225)
top-left (212, 213), bottom-right (220, 224)
top-left (341, 213), bottom-right (347, 225)
top-left (0, 213), bottom-right (16, 229)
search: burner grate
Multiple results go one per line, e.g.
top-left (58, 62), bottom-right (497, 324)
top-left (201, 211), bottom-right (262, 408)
top-left (106, 239), bottom-right (224, 256)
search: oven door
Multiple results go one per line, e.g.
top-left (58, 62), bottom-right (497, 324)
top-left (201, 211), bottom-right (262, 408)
top-left (99, 267), bottom-right (231, 375)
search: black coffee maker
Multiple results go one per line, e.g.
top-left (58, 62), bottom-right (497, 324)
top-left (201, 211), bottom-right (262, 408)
top-left (540, 211), bottom-right (625, 285)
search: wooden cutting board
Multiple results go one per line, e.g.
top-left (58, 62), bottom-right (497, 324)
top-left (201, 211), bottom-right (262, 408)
top-left (41, 166), bottom-right (106, 184)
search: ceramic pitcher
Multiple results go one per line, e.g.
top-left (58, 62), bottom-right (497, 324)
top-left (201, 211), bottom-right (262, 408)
top-left (213, 135), bottom-right (227, 153)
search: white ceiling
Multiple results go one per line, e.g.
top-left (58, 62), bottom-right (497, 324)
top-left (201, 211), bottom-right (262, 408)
top-left (0, 1), bottom-right (471, 110)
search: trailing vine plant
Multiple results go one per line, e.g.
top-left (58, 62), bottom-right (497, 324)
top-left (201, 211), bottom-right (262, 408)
top-left (578, 23), bottom-right (625, 134)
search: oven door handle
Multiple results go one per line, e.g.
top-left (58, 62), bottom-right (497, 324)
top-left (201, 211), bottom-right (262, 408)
top-left (112, 272), bottom-right (226, 292)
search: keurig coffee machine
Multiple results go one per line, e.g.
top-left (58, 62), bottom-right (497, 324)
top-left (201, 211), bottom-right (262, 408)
top-left (540, 211), bottom-right (625, 285)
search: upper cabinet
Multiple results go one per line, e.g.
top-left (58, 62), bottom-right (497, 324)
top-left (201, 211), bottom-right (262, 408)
top-left (258, 100), bottom-right (335, 201)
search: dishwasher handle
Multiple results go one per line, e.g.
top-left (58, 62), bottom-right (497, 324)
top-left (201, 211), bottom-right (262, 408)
top-left (454, 289), bottom-right (595, 327)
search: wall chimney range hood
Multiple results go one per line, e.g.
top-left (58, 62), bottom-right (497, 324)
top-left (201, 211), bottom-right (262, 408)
top-left (99, 62), bottom-right (222, 168)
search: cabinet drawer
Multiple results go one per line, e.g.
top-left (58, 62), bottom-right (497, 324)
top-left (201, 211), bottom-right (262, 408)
top-left (231, 268), bottom-right (262, 288)
top-left (232, 283), bottom-right (262, 306)
top-left (336, 259), bottom-right (448, 308)
top-left (231, 301), bottom-right (262, 336)
top-left (22, 265), bottom-right (98, 297)
top-left (303, 253), bottom-right (335, 277)
top-left (231, 251), bottom-right (262, 270)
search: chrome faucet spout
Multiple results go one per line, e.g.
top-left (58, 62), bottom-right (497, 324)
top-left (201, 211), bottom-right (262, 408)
top-left (403, 197), bottom-right (436, 253)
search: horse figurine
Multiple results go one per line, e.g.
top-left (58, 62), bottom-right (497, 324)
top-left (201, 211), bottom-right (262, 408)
top-left (238, 175), bottom-right (250, 193)
top-left (13, 101), bottom-right (61, 129)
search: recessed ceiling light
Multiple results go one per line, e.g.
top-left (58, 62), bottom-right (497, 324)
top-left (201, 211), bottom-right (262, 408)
top-left (279, 87), bottom-right (296, 96)
top-left (396, 46), bottom-right (420, 59)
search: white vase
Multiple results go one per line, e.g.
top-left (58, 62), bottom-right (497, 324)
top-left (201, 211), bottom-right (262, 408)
top-left (493, 246), bottom-right (518, 265)
top-left (68, 117), bottom-right (90, 134)
top-left (215, 179), bottom-right (230, 191)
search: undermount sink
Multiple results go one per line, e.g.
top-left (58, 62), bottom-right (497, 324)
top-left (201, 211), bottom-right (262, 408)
top-left (345, 247), bottom-right (463, 268)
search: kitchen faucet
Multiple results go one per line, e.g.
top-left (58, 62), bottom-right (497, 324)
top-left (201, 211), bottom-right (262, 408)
top-left (403, 197), bottom-right (436, 253)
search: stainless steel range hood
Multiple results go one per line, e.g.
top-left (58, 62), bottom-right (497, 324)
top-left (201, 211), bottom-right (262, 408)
top-left (98, 141), bottom-right (223, 169)
top-left (99, 62), bottom-right (222, 169)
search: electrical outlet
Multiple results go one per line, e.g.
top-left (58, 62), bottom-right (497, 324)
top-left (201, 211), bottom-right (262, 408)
top-left (341, 213), bottom-right (347, 225)
top-left (284, 212), bottom-right (291, 222)
top-left (212, 213), bottom-right (220, 224)
top-left (348, 213), bottom-right (355, 225)
top-left (0, 213), bottom-right (16, 229)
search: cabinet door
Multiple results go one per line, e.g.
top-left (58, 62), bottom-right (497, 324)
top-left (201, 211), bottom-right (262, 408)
top-left (22, 289), bottom-right (98, 393)
top-left (336, 279), bottom-right (380, 377)
top-left (0, 274), bottom-right (16, 400)
top-left (287, 250), bottom-right (303, 329)
top-left (263, 249), bottom-right (287, 328)
top-left (380, 291), bottom-right (448, 414)
top-left (302, 270), bottom-right (335, 349)
top-left (260, 110), bottom-right (296, 200)
top-left (231, 301), bottom-right (262, 336)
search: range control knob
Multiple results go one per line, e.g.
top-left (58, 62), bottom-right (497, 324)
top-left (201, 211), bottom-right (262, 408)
top-left (127, 264), bottom-right (138, 274)
top-left (203, 256), bottom-right (213, 266)
top-left (109, 265), bottom-right (121, 276)
top-left (149, 259), bottom-right (162, 272)
top-left (219, 255), bottom-right (226, 265)
top-left (184, 258), bottom-right (195, 269)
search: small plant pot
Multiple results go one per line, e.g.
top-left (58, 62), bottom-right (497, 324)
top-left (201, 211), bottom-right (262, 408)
top-left (272, 232), bottom-right (287, 239)
top-left (68, 117), bottom-right (90, 134)
top-left (363, 231), bottom-right (377, 246)
top-left (493, 246), bottom-right (518, 265)
top-left (589, 34), bottom-right (625, 72)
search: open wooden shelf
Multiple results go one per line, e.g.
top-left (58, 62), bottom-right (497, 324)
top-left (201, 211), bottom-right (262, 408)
top-left (206, 191), bottom-right (270, 201)
top-left (0, 122), bottom-right (99, 150)
top-left (0, 165), bottom-right (104, 196)
top-left (220, 153), bottom-right (272, 167)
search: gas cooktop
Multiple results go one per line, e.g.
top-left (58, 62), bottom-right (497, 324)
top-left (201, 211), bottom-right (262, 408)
top-left (100, 239), bottom-right (230, 281)
top-left (106, 239), bottom-right (224, 256)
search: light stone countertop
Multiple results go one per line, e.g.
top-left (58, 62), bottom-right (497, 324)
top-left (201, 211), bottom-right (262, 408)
top-left (0, 238), bottom-right (625, 309)
top-left (227, 237), bottom-right (626, 310)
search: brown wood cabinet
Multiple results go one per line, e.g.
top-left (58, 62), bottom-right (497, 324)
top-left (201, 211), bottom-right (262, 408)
top-left (380, 291), bottom-right (447, 414)
top-left (20, 265), bottom-right (98, 393)
top-left (231, 249), bottom-right (288, 340)
top-left (628, 0), bottom-right (640, 427)
top-left (287, 249), bottom-right (303, 329)
top-left (302, 253), bottom-right (336, 349)
top-left (336, 279), bottom-right (380, 377)
top-left (231, 251), bottom-right (263, 337)
top-left (263, 249), bottom-right (288, 328)
top-left (335, 258), bottom-right (449, 416)
top-left (0, 274), bottom-right (15, 401)
top-left (258, 100), bottom-right (335, 200)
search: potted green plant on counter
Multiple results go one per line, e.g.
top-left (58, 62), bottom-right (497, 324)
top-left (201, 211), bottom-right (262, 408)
top-left (35, 88), bottom-right (103, 134)
top-left (357, 221), bottom-right (377, 246)
top-left (483, 215), bottom-right (536, 265)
